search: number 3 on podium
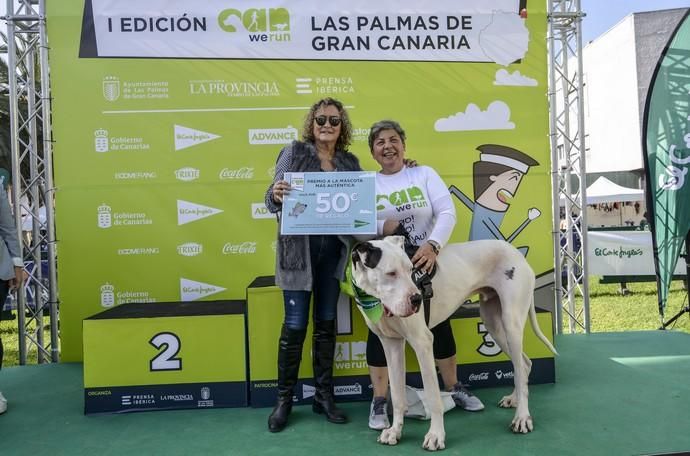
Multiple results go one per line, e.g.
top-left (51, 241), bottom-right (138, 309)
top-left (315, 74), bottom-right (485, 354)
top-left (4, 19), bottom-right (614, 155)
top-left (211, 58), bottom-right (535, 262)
top-left (149, 332), bottom-right (182, 371)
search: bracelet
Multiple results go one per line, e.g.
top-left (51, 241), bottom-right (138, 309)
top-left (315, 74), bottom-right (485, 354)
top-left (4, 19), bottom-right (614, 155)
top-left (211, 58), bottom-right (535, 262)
top-left (427, 240), bottom-right (440, 255)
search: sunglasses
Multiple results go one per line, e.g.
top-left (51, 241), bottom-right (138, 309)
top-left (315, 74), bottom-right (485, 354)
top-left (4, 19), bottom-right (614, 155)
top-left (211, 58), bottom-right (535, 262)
top-left (314, 115), bottom-right (342, 127)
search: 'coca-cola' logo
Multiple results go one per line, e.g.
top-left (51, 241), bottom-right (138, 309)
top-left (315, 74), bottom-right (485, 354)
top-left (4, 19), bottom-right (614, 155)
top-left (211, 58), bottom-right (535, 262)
top-left (468, 372), bottom-right (489, 382)
top-left (222, 242), bottom-right (257, 254)
top-left (219, 167), bottom-right (254, 180)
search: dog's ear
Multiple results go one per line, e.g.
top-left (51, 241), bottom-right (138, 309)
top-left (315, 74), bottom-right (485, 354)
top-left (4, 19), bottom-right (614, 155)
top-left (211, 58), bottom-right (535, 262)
top-left (352, 242), bottom-right (382, 269)
top-left (385, 235), bottom-right (406, 250)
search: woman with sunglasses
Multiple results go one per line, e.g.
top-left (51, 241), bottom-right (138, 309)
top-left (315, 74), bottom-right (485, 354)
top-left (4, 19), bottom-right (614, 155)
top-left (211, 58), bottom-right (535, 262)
top-left (264, 97), bottom-right (361, 433)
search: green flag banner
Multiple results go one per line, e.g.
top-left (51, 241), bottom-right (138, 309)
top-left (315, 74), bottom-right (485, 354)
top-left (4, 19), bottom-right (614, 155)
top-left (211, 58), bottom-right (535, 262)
top-left (48, 0), bottom-right (553, 361)
top-left (642, 11), bottom-right (690, 317)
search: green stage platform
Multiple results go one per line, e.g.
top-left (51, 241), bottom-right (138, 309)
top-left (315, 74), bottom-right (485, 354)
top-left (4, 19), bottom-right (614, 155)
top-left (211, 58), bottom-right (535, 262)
top-left (1, 331), bottom-right (690, 455)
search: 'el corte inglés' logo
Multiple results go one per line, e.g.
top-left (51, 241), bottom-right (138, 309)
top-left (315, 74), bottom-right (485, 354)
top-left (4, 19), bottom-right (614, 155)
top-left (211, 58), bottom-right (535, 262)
top-left (177, 200), bottom-right (223, 225)
top-left (302, 383), bottom-right (315, 399)
top-left (248, 126), bottom-right (298, 145)
top-left (180, 278), bottom-right (226, 301)
top-left (177, 242), bottom-right (203, 257)
top-left (175, 167), bottom-right (200, 181)
top-left (174, 125), bottom-right (220, 151)
top-left (217, 7), bottom-right (291, 42)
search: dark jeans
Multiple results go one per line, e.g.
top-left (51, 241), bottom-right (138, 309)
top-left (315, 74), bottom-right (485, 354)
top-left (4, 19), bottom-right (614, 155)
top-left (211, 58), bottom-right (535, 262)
top-left (283, 235), bottom-right (342, 330)
top-left (0, 280), bottom-right (8, 370)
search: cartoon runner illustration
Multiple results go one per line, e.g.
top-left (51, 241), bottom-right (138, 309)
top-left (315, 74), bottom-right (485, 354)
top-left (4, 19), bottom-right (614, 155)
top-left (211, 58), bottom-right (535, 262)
top-left (248, 11), bottom-right (260, 31)
top-left (449, 144), bottom-right (540, 256)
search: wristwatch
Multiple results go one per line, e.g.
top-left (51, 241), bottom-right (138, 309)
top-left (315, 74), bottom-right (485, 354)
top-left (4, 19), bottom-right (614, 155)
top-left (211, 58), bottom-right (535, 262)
top-left (427, 240), bottom-right (441, 255)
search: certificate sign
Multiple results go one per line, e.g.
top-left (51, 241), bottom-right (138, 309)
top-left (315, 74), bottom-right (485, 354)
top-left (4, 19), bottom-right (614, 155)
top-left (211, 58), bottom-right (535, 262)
top-left (281, 171), bottom-right (377, 235)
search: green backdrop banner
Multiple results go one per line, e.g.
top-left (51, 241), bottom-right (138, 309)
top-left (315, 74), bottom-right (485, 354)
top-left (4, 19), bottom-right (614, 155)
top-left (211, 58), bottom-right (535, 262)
top-left (47, 0), bottom-right (552, 361)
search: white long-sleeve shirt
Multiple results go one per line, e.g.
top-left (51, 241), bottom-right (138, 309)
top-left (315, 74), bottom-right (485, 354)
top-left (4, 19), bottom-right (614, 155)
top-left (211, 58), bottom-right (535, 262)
top-left (375, 166), bottom-right (456, 247)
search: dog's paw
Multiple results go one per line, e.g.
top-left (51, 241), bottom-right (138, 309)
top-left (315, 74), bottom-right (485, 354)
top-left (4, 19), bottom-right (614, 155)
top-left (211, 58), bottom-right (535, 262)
top-left (422, 430), bottom-right (446, 451)
top-left (499, 393), bottom-right (517, 408)
top-left (510, 414), bottom-right (533, 434)
top-left (377, 428), bottom-right (400, 446)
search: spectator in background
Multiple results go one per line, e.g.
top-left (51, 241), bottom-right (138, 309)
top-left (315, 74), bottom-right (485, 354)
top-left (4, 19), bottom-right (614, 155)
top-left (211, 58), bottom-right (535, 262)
top-left (0, 168), bottom-right (25, 415)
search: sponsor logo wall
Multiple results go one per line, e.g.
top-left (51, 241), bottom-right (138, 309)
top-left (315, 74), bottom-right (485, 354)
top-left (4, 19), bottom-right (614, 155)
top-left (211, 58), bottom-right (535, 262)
top-left (48, 0), bottom-right (552, 361)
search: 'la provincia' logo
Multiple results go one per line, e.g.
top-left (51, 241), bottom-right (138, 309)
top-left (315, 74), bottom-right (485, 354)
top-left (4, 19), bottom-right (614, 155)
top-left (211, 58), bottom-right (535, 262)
top-left (218, 7), bottom-right (291, 43)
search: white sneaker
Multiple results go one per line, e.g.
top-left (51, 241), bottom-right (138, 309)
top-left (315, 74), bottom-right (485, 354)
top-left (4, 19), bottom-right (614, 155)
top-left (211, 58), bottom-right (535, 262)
top-left (0, 392), bottom-right (7, 414)
top-left (368, 396), bottom-right (390, 430)
top-left (451, 383), bottom-right (484, 412)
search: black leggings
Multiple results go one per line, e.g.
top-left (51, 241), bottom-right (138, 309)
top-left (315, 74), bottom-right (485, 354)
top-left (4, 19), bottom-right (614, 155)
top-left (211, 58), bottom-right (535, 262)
top-left (366, 318), bottom-right (456, 367)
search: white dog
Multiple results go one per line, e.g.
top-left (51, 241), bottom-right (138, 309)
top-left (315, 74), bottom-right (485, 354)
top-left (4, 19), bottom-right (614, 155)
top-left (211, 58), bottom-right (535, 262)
top-left (351, 236), bottom-right (558, 451)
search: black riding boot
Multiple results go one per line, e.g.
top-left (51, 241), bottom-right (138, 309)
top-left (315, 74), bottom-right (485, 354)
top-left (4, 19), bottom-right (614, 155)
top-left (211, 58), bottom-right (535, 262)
top-left (268, 325), bottom-right (307, 432)
top-left (311, 320), bottom-right (347, 424)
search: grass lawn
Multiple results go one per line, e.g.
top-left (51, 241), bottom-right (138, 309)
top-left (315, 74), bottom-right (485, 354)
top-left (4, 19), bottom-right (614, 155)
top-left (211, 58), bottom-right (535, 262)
top-left (0, 278), bottom-right (688, 367)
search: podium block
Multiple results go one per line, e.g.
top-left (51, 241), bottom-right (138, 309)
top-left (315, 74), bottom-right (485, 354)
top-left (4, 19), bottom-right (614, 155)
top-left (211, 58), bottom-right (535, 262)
top-left (83, 300), bottom-right (247, 414)
top-left (247, 277), bottom-right (372, 408)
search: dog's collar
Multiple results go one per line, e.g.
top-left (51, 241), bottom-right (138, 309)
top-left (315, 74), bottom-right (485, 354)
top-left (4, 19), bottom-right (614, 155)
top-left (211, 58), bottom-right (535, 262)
top-left (350, 278), bottom-right (383, 324)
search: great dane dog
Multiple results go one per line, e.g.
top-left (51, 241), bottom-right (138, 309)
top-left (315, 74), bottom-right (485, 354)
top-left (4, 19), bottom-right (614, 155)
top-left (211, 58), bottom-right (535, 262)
top-left (351, 236), bottom-right (557, 451)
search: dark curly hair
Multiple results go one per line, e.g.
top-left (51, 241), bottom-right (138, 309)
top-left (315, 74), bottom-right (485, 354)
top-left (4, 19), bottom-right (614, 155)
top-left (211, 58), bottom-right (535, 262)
top-left (301, 97), bottom-right (353, 151)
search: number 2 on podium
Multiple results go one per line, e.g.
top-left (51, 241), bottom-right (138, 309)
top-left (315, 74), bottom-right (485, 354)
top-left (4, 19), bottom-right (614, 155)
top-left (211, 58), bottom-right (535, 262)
top-left (149, 332), bottom-right (182, 371)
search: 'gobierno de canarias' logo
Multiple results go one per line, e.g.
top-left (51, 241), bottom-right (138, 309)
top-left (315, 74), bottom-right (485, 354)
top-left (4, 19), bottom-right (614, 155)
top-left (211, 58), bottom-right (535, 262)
top-left (218, 8), bottom-right (291, 42)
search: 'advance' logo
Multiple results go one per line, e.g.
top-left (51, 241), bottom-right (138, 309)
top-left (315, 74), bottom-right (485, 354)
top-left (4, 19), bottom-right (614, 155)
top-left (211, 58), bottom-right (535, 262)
top-left (252, 203), bottom-right (275, 219)
top-left (248, 126), bottom-right (298, 145)
top-left (218, 7), bottom-right (291, 43)
top-left (180, 278), bottom-right (226, 301)
top-left (177, 200), bottom-right (223, 225)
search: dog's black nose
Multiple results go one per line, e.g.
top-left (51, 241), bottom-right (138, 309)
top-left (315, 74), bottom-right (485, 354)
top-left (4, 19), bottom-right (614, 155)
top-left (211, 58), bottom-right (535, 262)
top-left (410, 293), bottom-right (422, 311)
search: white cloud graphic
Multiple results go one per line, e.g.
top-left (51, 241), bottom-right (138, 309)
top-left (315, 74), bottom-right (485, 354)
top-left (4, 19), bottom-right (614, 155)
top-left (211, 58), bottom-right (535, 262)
top-left (494, 69), bottom-right (538, 86)
top-left (434, 101), bottom-right (515, 132)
